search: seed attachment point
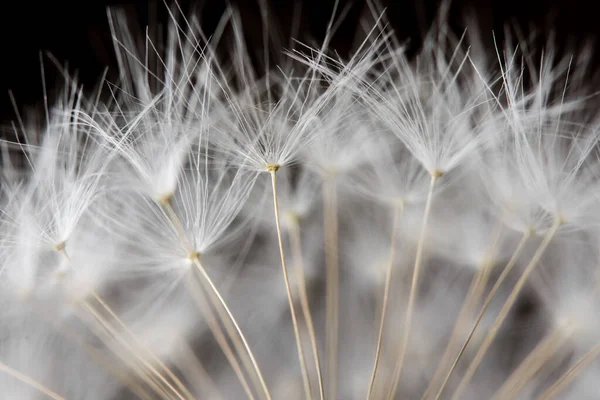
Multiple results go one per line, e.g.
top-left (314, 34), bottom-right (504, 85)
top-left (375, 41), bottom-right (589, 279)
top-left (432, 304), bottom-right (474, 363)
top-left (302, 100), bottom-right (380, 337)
top-left (158, 193), bottom-right (174, 205)
top-left (430, 169), bottom-right (445, 179)
top-left (266, 164), bottom-right (280, 172)
top-left (188, 251), bottom-right (200, 262)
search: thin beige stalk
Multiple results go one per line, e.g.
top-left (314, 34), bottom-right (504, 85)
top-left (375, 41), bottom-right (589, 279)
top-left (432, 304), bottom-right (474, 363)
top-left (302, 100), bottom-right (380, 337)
top-left (532, 273), bottom-right (600, 400)
top-left (82, 304), bottom-right (172, 400)
top-left (177, 339), bottom-right (223, 400)
top-left (56, 247), bottom-right (186, 400)
top-left (450, 215), bottom-right (562, 400)
top-left (68, 303), bottom-right (166, 399)
top-left (422, 218), bottom-right (504, 400)
top-left (537, 341), bottom-right (600, 400)
top-left (323, 175), bottom-right (339, 400)
top-left (268, 167), bottom-right (312, 400)
top-left (491, 330), bottom-right (566, 400)
top-left (31, 258), bottom-right (154, 399)
top-left (288, 214), bottom-right (325, 400)
top-left (191, 255), bottom-right (272, 400)
top-left (160, 199), bottom-right (193, 250)
top-left (387, 172), bottom-right (439, 400)
top-left (21, 295), bottom-right (154, 400)
top-left (185, 270), bottom-right (255, 400)
top-left (47, 308), bottom-right (154, 400)
top-left (81, 301), bottom-right (176, 400)
top-left (79, 342), bottom-right (155, 400)
top-left (0, 362), bottom-right (65, 400)
top-left (191, 265), bottom-right (264, 397)
top-left (433, 229), bottom-right (532, 400)
top-left (88, 292), bottom-right (195, 400)
top-left (160, 199), bottom-right (270, 400)
top-left (366, 201), bottom-right (403, 400)
top-left (423, 264), bottom-right (490, 400)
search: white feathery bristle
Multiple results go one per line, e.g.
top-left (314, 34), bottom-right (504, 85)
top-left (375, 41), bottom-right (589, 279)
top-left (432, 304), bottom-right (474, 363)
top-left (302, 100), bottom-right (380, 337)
top-left (3, 3), bottom-right (600, 400)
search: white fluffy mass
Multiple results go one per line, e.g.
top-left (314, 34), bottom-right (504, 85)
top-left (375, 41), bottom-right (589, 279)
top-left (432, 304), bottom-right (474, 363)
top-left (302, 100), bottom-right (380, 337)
top-left (1, 2), bottom-right (600, 400)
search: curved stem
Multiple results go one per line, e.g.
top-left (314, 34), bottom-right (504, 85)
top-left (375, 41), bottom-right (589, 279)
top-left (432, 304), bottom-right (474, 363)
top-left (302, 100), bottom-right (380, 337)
top-left (58, 248), bottom-right (189, 400)
top-left (323, 176), bottom-right (339, 400)
top-left (185, 275), bottom-right (255, 400)
top-left (433, 230), bottom-right (531, 400)
top-left (422, 216), bottom-right (504, 400)
top-left (491, 330), bottom-right (566, 400)
top-left (192, 256), bottom-right (272, 400)
top-left (68, 303), bottom-right (167, 398)
top-left (450, 216), bottom-right (561, 400)
top-left (43, 304), bottom-right (154, 400)
top-left (289, 216), bottom-right (325, 400)
top-left (177, 339), bottom-right (223, 400)
top-left (366, 202), bottom-right (403, 399)
top-left (387, 173), bottom-right (438, 400)
top-left (423, 265), bottom-right (488, 400)
top-left (537, 341), bottom-right (600, 400)
top-left (269, 169), bottom-right (312, 400)
top-left (189, 264), bottom-right (263, 398)
top-left (81, 301), bottom-right (177, 399)
top-left (0, 362), bottom-right (65, 400)
top-left (160, 200), bottom-right (270, 400)
top-left (90, 291), bottom-right (195, 400)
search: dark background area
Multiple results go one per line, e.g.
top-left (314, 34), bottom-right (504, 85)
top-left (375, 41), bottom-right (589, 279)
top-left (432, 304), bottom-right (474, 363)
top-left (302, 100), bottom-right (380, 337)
top-left (0, 0), bottom-right (597, 122)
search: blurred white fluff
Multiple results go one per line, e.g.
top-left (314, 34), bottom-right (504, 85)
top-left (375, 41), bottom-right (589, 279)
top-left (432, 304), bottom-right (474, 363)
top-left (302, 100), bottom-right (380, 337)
top-left (4, 2), bottom-right (600, 400)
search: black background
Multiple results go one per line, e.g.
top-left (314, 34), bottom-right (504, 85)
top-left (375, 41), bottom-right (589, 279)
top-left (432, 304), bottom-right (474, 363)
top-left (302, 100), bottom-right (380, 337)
top-left (0, 0), bottom-right (597, 121)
